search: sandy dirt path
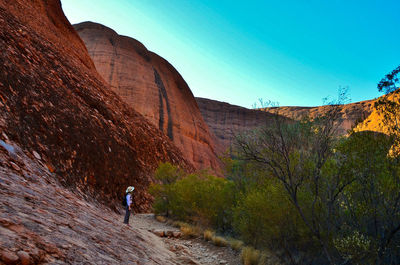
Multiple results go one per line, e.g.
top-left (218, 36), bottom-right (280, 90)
top-left (130, 214), bottom-right (240, 265)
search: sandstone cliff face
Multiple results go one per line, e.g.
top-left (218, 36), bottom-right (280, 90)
top-left (0, 0), bottom-right (192, 211)
top-left (196, 97), bottom-right (374, 151)
top-left (74, 22), bottom-right (221, 172)
top-left (355, 94), bottom-right (398, 135)
top-left (262, 100), bottom-right (374, 135)
top-left (196, 97), bottom-right (280, 152)
top-left (4, 0), bottom-right (95, 71)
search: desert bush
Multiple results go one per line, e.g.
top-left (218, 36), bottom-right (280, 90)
top-left (228, 238), bottom-right (244, 251)
top-left (203, 229), bottom-right (214, 241)
top-left (333, 131), bottom-right (400, 264)
top-left (149, 162), bottom-right (183, 216)
top-left (155, 215), bottom-right (166, 223)
top-left (167, 173), bottom-right (236, 229)
top-left (241, 246), bottom-right (260, 265)
top-left (180, 224), bottom-right (201, 238)
top-left (154, 161), bottom-right (183, 184)
top-left (211, 236), bottom-right (228, 247)
top-left (258, 250), bottom-right (282, 265)
top-left (333, 231), bottom-right (372, 263)
top-left (232, 179), bottom-right (310, 250)
top-left (170, 220), bottom-right (186, 228)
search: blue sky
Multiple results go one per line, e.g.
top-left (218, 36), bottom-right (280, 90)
top-left (61, 0), bottom-right (400, 108)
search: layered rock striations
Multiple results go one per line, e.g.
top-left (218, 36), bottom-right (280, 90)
top-left (262, 100), bottom-right (374, 135)
top-left (196, 97), bottom-right (281, 152)
top-left (74, 22), bottom-right (221, 171)
top-left (0, 0), bottom-right (192, 211)
top-left (196, 97), bottom-right (374, 151)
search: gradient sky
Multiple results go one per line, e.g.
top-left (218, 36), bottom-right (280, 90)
top-left (61, 0), bottom-right (400, 108)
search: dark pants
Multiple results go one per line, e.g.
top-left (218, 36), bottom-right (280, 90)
top-left (124, 205), bottom-right (131, 224)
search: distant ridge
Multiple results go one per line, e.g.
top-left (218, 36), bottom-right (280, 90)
top-left (196, 97), bottom-right (374, 151)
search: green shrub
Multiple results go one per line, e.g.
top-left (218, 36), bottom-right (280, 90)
top-left (232, 179), bottom-right (309, 249)
top-left (166, 173), bottom-right (235, 228)
top-left (149, 162), bottom-right (183, 216)
top-left (333, 231), bottom-right (372, 262)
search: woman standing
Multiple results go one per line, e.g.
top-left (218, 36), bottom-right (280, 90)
top-left (124, 186), bottom-right (135, 225)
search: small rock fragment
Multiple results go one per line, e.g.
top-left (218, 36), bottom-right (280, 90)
top-left (10, 162), bottom-right (20, 171)
top-left (32, 151), bottom-right (41, 160)
top-left (172, 231), bottom-right (181, 238)
top-left (153, 230), bottom-right (164, 237)
top-left (1, 250), bottom-right (19, 264)
top-left (17, 251), bottom-right (31, 265)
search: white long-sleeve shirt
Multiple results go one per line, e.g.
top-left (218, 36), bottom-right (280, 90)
top-left (126, 194), bottom-right (132, 207)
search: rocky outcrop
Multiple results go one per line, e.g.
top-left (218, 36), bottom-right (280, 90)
top-left (74, 22), bottom-right (221, 172)
top-left (196, 97), bottom-right (374, 151)
top-left (262, 100), bottom-right (374, 135)
top-left (4, 0), bottom-right (95, 71)
top-left (0, 0), bottom-right (193, 211)
top-left (0, 139), bottom-right (240, 264)
top-left (196, 98), bottom-right (281, 152)
top-left (0, 139), bottom-right (183, 264)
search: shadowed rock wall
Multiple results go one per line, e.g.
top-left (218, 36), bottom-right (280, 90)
top-left (0, 0), bottom-right (192, 211)
top-left (74, 22), bottom-right (222, 172)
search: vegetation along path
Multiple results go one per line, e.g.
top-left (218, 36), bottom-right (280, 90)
top-left (132, 214), bottom-right (240, 265)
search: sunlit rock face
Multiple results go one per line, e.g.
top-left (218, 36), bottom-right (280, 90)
top-left (196, 97), bottom-right (373, 151)
top-left (0, 0), bottom-right (193, 210)
top-left (261, 100), bottom-right (374, 135)
top-left (74, 22), bottom-right (222, 172)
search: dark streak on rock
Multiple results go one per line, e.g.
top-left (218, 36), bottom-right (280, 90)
top-left (153, 68), bottom-right (173, 140)
top-left (108, 37), bottom-right (117, 86)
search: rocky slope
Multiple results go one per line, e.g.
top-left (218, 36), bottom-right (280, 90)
top-left (196, 98), bottom-right (374, 151)
top-left (0, 139), bottom-right (240, 264)
top-left (0, 0), bottom-right (193, 211)
top-left (0, 140), bottom-right (177, 264)
top-left (74, 22), bottom-right (221, 172)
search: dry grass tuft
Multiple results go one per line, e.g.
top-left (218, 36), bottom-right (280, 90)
top-left (211, 235), bottom-right (228, 247)
top-left (155, 215), bottom-right (166, 223)
top-left (203, 229), bottom-right (214, 241)
top-left (228, 238), bottom-right (244, 251)
top-left (180, 224), bottom-right (201, 238)
top-left (258, 250), bottom-right (282, 265)
top-left (172, 221), bottom-right (186, 228)
top-left (241, 246), bottom-right (260, 265)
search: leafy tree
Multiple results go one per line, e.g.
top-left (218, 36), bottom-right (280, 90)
top-left (335, 130), bottom-right (400, 264)
top-left (234, 91), bottom-right (352, 264)
top-left (375, 65), bottom-right (400, 150)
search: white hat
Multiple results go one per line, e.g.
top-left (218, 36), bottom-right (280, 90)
top-left (126, 186), bottom-right (135, 193)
